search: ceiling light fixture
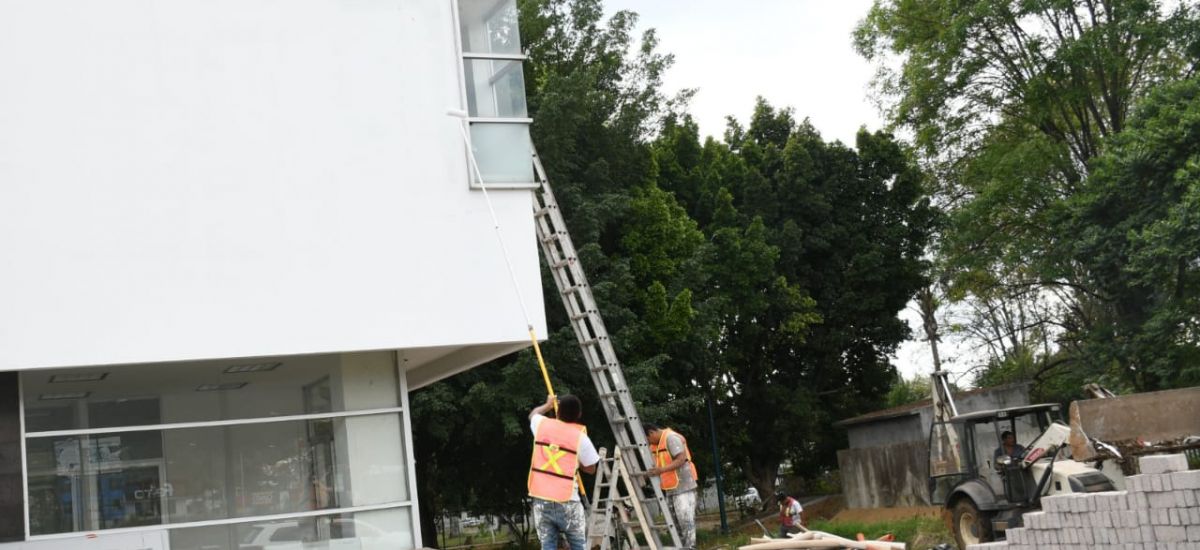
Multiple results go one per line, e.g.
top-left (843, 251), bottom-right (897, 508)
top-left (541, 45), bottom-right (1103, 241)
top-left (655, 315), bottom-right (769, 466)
top-left (49, 372), bottom-right (109, 383)
top-left (222, 362), bottom-right (282, 374)
top-left (39, 392), bottom-right (90, 400)
top-left (196, 383), bottom-right (248, 392)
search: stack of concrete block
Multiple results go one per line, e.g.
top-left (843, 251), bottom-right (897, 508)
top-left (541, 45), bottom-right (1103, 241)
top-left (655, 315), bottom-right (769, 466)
top-left (967, 453), bottom-right (1200, 550)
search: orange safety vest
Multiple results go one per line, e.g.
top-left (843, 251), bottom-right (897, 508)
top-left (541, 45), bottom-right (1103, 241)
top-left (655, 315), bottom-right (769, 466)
top-left (653, 428), bottom-right (697, 491)
top-left (528, 418), bottom-right (587, 502)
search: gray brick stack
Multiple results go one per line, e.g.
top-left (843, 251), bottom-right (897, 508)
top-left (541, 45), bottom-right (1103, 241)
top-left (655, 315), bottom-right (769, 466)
top-left (967, 453), bottom-right (1200, 550)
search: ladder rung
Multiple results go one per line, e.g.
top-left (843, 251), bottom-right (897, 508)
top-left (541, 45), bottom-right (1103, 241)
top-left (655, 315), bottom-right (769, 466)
top-left (551, 258), bottom-right (575, 268)
top-left (570, 311), bottom-right (593, 320)
top-left (579, 337), bottom-right (606, 347)
top-left (541, 232), bottom-right (566, 243)
top-left (588, 363), bottom-right (615, 372)
top-left (561, 284), bottom-right (588, 295)
top-left (534, 205), bottom-right (556, 217)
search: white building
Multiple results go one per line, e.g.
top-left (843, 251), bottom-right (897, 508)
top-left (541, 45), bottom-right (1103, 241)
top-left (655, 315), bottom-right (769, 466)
top-left (0, 1), bottom-right (544, 548)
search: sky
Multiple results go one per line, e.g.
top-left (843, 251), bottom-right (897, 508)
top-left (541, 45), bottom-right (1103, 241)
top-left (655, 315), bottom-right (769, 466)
top-left (600, 0), bottom-right (981, 384)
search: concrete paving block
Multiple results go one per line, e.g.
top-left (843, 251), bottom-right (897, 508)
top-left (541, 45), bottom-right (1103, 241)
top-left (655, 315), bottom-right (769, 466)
top-left (1142, 525), bottom-right (1158, 544)
top-left (1130, 475), bottom-right (1148, 492)
top-left (1123, 510), bottom-right (1139, 528)
top-left (1044, 494), bottom-right (1066, 512)
top-left (1149, 492), bottom-right (1177, 509)
top-left (1180, 488), bottom-right (1196, 507)
top-left (1141, 455), bottom-right (1189, 475)
top-left (1152, 475), bottom-right (1165, 492)
top-left (1025, 511), bottom-right (1045, 530)
top-left (1008, 527), bottom-right (1026, 544)
top-left (1169, 508), bottom-right (1181, 526)
top-left (1162, 473), bottom-right (1175, 491)
top-left (966, 542), bottom-right (1008, 550)
top-left (1111, 490), bottom-right (1132, 510)
top-left (1156, 526), bottom-right (1187, 543)
top-left (1130, 491), bottom-right (1150, 510)
top-left (1187, 525), bottom-right (1200, 542)
top-left (1170, 470), bottom-right (1200, 490)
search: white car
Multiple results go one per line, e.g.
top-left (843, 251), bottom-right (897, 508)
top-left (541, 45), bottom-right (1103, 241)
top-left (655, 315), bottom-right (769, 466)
top-left (734, 487), bottom-right (761, 508)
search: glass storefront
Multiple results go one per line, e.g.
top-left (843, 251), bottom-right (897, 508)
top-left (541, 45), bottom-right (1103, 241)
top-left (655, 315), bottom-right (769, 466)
top-left (14, 352), bottom-right (416, 548)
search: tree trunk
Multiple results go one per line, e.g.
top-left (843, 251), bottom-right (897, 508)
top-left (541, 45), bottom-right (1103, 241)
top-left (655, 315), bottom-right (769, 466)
top-left (747, 460), bottom-right (779, 512)
top-left (917, 285), bottom-right (942, 373)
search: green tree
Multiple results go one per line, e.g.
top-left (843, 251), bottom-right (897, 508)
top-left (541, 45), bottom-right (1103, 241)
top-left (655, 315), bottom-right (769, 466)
top-left (856, 0), bottom-right (1200, 392)
top-left (1065, 76), bottom-right (1200, 389)
top-left (653, 101), bottom-right (936, 505)
top-left (884, 375), bottom-right (933, 408)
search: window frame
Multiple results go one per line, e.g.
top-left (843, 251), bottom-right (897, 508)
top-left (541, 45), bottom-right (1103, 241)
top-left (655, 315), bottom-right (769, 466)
top-left (452, 0), bottom-right (537, 189)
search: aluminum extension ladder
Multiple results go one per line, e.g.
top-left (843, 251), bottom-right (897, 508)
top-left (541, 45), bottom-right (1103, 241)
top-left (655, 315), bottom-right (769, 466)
top-left (531, 150), bottom-right (683, 550)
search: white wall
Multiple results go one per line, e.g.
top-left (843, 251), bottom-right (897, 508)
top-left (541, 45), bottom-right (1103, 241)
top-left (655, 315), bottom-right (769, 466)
top-left (0, 0), bottom-right (546, 370)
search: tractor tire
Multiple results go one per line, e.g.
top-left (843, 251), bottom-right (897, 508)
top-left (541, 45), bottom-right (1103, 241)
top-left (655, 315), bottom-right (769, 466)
top-left (951, 498), bottom-right (992, 549)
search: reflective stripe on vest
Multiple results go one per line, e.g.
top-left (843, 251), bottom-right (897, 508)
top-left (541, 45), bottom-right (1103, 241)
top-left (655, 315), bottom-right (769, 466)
top-left (653, 428), bottom-right (697, 491)
top-left (528, 418), bottom-right (586, 502)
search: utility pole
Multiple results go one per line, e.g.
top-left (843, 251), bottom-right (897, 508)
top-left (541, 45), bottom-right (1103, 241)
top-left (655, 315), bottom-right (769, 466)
top-left (707, 393), bottom-right (729, 534)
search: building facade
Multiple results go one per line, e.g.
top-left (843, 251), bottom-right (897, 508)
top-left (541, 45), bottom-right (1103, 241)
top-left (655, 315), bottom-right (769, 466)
top-left (0, 1), bottom-right (542, 548)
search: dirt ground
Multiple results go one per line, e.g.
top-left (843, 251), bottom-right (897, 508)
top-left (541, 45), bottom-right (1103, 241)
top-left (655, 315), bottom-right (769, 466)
top-left (829, 506), bottom-right (942, 523)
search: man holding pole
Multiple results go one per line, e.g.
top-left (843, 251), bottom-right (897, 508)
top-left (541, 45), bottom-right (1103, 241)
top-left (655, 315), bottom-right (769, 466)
top-left (528, 394), bottom-right (599, 550)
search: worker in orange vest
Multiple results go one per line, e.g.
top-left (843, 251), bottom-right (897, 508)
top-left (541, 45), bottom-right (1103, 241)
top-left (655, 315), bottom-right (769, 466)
top-left (640, 423), bottom-right (698, 550)
top-left (528, 394), bottom-right (599, 550)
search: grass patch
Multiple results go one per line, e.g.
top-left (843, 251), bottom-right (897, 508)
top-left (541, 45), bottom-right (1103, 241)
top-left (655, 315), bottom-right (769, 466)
top-left (696, 528), bottom-right (755, 549)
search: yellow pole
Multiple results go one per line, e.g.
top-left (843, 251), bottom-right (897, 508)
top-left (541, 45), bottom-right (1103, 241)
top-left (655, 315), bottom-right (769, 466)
top-left (528, 327), bottom-right (587, 498)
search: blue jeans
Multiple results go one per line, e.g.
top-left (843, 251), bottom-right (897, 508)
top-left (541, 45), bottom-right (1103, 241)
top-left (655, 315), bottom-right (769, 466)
top-left (532, 499), bottom-right (586, 550)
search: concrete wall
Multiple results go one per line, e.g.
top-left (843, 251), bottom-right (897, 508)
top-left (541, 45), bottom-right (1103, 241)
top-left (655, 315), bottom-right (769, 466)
top-left (837, 441), bottom-right (930, 508)
top-left (844, 382), bottom-right (1032, 450)
top-left (846, 413), bottom-right (923, 449)
top-left (1069, 386), bottom-right (1200, 460)
top-left (0, 0), bottom-right (546, 372)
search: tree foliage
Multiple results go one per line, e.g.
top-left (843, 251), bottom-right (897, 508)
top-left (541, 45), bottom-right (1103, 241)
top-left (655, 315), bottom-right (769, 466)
top-left (411, 0), bottom-right (937, 533)
top-left (857, 0), bottom-right (1200, 394)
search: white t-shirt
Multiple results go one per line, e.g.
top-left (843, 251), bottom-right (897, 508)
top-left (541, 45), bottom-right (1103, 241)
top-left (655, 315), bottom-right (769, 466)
top-left (531, 414), bottom-right (600, 501)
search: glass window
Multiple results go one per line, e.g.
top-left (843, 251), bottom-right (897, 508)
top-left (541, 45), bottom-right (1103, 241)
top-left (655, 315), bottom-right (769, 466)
top-left (928, 421), bottom-right (967, 505)
top-left (23, 354), bottom-right (398, 431)
top-left (169, 508), bottom-right (414, 550)
top-left (464, 59), bottom-right (528, 118)
top-left (469, 123), bottom-right (534, 184)
top-left (456, 0), bottom-right (533, 188)
top-left (25, 414), bottom-right (408, 535)
top-left (458, 0), bottom-right (522, 55)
